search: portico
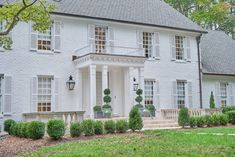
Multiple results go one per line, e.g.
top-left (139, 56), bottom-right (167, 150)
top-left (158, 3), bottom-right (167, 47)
top-left (74, 53), bottom-right (146, 118)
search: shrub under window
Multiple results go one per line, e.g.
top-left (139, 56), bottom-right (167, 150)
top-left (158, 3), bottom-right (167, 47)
top-left (47, 120), bottom-right (65, 140)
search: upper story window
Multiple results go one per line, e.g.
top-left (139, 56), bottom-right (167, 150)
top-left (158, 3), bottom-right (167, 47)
top-left (37, 76), bottom-right (52, 112)
top-left (177, 80), bottom-right (186, 108)
top-left (220, 83), bottom-right (228, 106)
top-left (175, 36), bottom-right (184, 60)
top-left (143, 32), bottom-right (153, 58)
top-left (145, 80), bottom-right (154, 105)
top-left (37, 28), bottom-right (52, 51)
top-left (95, 26), bottom-right (107, 53)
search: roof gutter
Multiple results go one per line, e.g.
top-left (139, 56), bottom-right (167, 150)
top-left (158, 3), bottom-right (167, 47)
top-left (197, 34), bottom-right (203, 109)
top-left (52, 12), bottom-right (207, 34)
top-left (203, 72), bottom-right (235, 77)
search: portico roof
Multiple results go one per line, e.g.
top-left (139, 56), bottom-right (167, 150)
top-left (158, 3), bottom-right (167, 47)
top-left (73, 53), bottom-right (146, 68)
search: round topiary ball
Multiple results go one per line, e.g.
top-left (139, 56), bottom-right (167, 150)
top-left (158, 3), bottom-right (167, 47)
top-left (136, 89), bottom-right (143, 95)
top-left (103, 95), bottom-right (112, 103)
top-left (104, 89), bottom-right (111, 95)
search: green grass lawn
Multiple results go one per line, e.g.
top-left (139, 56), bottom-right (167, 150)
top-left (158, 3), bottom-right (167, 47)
top-left (20, 126), bottom-right (235, 157)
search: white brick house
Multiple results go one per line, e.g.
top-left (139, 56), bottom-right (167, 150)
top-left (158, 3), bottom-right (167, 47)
top-left (0, 0), bottom-right (233, 125)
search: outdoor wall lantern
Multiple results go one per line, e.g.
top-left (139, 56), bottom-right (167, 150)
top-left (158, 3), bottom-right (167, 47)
top-left (66, 75), bottom-right (75, 90)
top-left (133, 77), bottom-right (139, 91)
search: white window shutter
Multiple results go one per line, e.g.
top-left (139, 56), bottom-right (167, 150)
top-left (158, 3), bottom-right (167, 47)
top-left (4, 76), bottom-right (12, 114)
top-left (188, 81), bottom-right (193, 108)
top-left (53, 21), bottom-right (61, 53)
top-left (228, 83), bottom-right (234, 105)
top-left (30, 77), bottom-right (38, 112)
top-left (170, 35), bottom-right (176, 60)
top-left (136, 31), bottom-right (143, 49)
top-left (30, 22), bottom-right (37, 51)
top-left (154, 80), bottom-right (160, 110)
top-left (153, 32), bottom-right (160, 59)
top-left (172, 81), bottom-right (177, 108)
top-left (215, 82), bottom-right (221, 107)
top-left (88, 24), bottom-right (95, 53)
top-left (185, 37), bottom-right (191, 61)
top-left (53, 78), bottom-right (59, 112)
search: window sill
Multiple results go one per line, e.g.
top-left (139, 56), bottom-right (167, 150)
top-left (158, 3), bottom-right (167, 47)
top-left (174, 60), bottom-right (188, 64)
top-left (32, 50), bottom-right (54, 55)
top-left (147, 57), bottom-right (160, 61)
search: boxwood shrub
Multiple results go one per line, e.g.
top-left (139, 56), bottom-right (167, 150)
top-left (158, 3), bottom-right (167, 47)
top-left (178, 107), bottom-right (189, 128)
top-left (222, 106), bottom-right (235, 114)
top-left (81, 120), bottom-right (95, 136)
top-left (47, 120), bottom-right (65, 140)
top-left (70, 122), bottom-right (82, 137)
top-left (94, 121), bottom-right (104, 135)
top-left (4, 119), bottom-right (16, 134)
top-left (27, 121), bottom-right (45, 140)
top-left (189, 117), bottom-right (197, 128)
top-left (116, 120), bottom-right (128, 133)
top-left (227, 111), bottom-right (235, 124)
top-left (218, 114), bottom-right (229, 125)
top-left (104, 120), bottom-right (116, 134)
top-left (195, 116), bottom-right (206, 127)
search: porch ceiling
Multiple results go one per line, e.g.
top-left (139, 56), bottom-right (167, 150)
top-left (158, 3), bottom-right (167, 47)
top-left (73, 53), bottom-right (146, 68)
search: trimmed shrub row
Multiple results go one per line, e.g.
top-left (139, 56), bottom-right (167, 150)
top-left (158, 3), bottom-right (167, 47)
top-left (70, 119), bottom-right (129, 137)
top-left (189, 114), bottom-right (229, 128)
top-left (4, 119), bottom-right (45, 140)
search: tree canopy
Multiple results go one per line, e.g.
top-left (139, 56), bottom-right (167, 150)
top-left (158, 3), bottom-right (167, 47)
top-left (0, 0), bottom-right (55, 49)
top-left (165, 0), bottom-right (235, 39)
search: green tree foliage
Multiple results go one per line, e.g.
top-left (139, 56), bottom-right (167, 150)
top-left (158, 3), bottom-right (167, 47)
top-left (0, 0), bottom-right (55, 48)
top-left (129, 106), bottom-right (143, 131)
top-left (210, 91), bottom-right (215, 109)
top-left (165, 0), bottom-right (235, 39)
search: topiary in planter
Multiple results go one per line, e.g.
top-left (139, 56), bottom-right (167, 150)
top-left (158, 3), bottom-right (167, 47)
top-left (135, 89), bottom-right (144, 116)
top-left (103, 88), bottom-right (112, 118)
top-left (116, 120), bottom-right (128, 133)
top-left (81, 119), bottom-right (95, 136)
top-left (27, 121), bottom-right (45, 140)
top-left (104, 120), bottom-right (116, 134)
top-left (70, 122), bottom-right (82, 137)
top-left (94, 121), bottom-right (104, 135)
top-left (178, 107), bottom-right (189, 128)
top-left (129, 106), bottom-right (143, 131)
top-left (47, 120), bottom-right (65, 140)
top-left (93, 105), bottom-right (103, 119)
top-left (4, 119), bottom-right (16, 134)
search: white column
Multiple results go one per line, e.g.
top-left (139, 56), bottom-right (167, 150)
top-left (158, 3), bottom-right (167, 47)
top-left (129, 67), bottom-right (135, 108)
top-left (102, 65), bottom-right (108, 104)
top-left (76, 68), bottom-right (83, 111)
top-left (138, 67), bottom-right (145, 105)
top-left (89, 65), bottom-right (96, 118)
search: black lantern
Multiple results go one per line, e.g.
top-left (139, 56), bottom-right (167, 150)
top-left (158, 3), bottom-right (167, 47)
top-left (66, 75), bottom-right (75, 90)
top-left (133, 77), bottom-right (139, 91)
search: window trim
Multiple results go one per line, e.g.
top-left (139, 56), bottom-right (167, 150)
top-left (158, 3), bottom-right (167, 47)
top-left (94, 25), bottom-right (108, 54)
top-left (144, 79), bottom-right (155, 106)
top-left (143, 32), bottom-right (154, 58)
top-left (37, 27), bottom-right (52, 52)
top-left (175, 35), bottom-right (184, 61)
top-left (220, 82), bottom-right (228, 106)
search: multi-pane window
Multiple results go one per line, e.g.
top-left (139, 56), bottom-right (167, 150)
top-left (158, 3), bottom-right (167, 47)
top-left (143, 32), bottom-right (153, 58)
top-left (37, 76), bottom-right (52, 112)
top-left (95, 26), bottom-right (107, 53)
top-left (175, 36), bottom-right (184, 60)
top-left (0, 76), bottom-right (3, 114)
top-left (177, 81), bottom-right (186, 108)
top-left (37, 28), bottom-right (52, 51)
top-left (220, 83), bottom-right (228, 106)
top-left (145, 80), bottom-right (154, 105)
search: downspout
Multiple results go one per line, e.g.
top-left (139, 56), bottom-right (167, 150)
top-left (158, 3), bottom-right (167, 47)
top-left (196, 34), bottom-right (203, 109)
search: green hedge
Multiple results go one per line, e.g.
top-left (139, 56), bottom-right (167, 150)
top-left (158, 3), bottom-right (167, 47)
top-left (70, 122), bottom-right (82, 137)
top-left (129, 106), bottom-right (143, 131)
top-left (27, 121), bottom-right (45, 140)
top-left (47, 120), bottom-right (65, 140)
top-left (94, 121), bottom-right (104, 135)
top-left (81, 120), bottom-right (95, 136)
top-left (227, 111), bottom-right (235, 124)
top-left (178, 107), bottom-right (190, 128)
top-left (222, 106), bottom-right (235, 113)
top-left (3, 119), bottom-right (16, 134)
top-left (116, 120), bottom-right (128, 133)
top-left (104, 120), bottom-right (116, 134)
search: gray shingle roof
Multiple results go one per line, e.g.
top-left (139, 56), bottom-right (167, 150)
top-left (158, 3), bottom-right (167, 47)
top-left (201, 30), bottom-right (235, 75)
top-left (0, 0), bottom-right (204, 33)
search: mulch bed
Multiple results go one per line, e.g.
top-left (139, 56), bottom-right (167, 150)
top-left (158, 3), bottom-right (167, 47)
top-left (0, 132), bottom-right (144, 157)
